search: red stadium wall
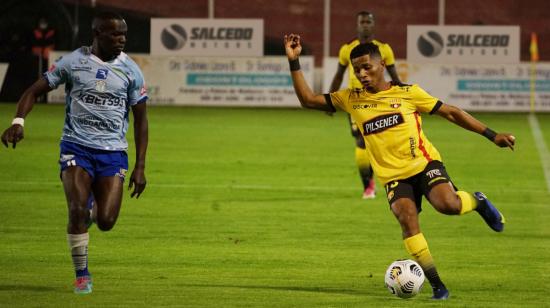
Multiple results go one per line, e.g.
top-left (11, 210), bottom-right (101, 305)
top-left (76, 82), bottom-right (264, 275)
top-left (62, 0), bottom-right (550, 64)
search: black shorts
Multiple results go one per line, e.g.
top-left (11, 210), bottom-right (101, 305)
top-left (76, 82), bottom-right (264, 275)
top-left (384, 160), bottom-right (457, 212)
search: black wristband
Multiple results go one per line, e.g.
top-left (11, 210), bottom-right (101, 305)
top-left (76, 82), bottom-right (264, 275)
top-left (289, 59), bottom-right (301, 71)
top-left (482, 128), bottom-right (497, 141)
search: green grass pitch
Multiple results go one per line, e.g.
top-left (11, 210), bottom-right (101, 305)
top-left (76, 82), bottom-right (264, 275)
top-left (0, 104), bottom-right (549, 307)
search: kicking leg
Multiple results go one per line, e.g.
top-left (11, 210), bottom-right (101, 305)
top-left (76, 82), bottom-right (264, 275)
top-left (428, 183), bottom-right (505, 232)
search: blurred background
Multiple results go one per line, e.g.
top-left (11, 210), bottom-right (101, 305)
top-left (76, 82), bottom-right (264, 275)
top-left (0, 0), bottom-right (548, 109)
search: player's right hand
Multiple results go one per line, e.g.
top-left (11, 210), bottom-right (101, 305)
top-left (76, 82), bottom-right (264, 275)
top-left (494, 133), bottom-right (515, 151)
top-left (284, 33), bottom-right (302, 60)
top-left (1, 125), bottom-right (24, 149)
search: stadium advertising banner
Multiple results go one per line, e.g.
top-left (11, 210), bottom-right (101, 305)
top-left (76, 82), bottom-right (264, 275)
top-left (322, 57), bottom-right (550, 111)
top-left (397, 61), bottom-right (550, 111)
top-left (48, 52), bottom-right (313, 107)
top-left (407, 26), bottom-right (520, 64)
top-left (151, 18), bottom-right (263, 56)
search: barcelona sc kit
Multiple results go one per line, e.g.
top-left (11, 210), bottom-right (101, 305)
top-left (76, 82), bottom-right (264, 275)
top-left (338, 39), bottom-right (396, 89)
top-left (326, 84), bottom-right (443, 185)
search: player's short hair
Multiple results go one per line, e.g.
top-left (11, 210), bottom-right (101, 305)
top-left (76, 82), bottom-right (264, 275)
top-left (350, 42), bottom-right (381, 60)
top-left (357, 11), bottom-right (374, 19)
top-left (92, 11), bottom-right (124, 31)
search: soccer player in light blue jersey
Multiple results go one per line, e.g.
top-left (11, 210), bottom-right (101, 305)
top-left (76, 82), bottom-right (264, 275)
top-left (1, 11), bottom-right (148, 294)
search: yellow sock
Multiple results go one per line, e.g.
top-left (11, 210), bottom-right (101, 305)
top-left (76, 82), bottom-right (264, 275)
top-left (404, 233), bottom-right (444, 287)
top-left (457, 191), bottom-right (477, 215)
top-left (355, 147), bottom-right (371, 172)
top-left (404, 233), bottom-right (434, 270)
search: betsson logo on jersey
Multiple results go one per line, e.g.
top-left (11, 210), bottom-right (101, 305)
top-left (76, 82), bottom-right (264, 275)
top-left (362, 113), bottom-right (404, 135)
top-left (151, 18), bottom-right (263, 56)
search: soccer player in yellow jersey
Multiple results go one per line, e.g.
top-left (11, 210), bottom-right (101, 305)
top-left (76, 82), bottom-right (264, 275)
top-left (329, 11), bottom-right (402, 199)
top-left (284, 33), bottom-right (515, 300)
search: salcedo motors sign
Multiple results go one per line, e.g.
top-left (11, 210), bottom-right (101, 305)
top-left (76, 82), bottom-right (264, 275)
top-left (407, 26), bottom-right (519, 64)
top-left (151, 18), bottom-right (264, 56)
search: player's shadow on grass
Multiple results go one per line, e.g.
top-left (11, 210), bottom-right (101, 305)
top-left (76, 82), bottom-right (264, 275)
top-left (179, 283), bottom-right (368, 295)
top-left (0, 284), bottom-right (58, 292)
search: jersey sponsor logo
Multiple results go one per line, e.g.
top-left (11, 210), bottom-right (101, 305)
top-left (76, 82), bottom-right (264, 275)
top-left (75, 115), bottom-right (121, 130)
top-left (352, 103), bottom-right (377, 109)
top-left (362, 113), bottom-right (404, 136)
top-left (96, 69), bottom-right (109, 79)
top-left (409, 137), bottom-right (417, 158)
top-left (82, 93), bottom-right (127, 107)
top-left (426, 169), bottom-right (442, 179)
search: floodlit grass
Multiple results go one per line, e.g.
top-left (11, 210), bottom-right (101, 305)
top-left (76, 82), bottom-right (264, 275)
top-left (0, 104), bottom-right (548, 307)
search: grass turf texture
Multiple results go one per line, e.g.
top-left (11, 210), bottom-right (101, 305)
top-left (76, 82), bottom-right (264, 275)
top-left (0, 104), bottom-right (548, 307)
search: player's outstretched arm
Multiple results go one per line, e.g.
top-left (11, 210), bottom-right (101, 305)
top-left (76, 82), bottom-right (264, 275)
top-left (284, 34), bottom-right (333, 112)
top-left (435, 103), bottom-right (515, 150)
top-left (128, 102), bottom-right (148, 198)
top-left (1, 78), bottom-right (51, 149)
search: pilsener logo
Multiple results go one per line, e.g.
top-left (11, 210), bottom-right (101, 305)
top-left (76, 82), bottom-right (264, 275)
top-left (161, 24), bottom-right (188, 50)
top-left (362, 113), bottom-right (404, 135)
top-left (417, 31), bottom-right (444, 57)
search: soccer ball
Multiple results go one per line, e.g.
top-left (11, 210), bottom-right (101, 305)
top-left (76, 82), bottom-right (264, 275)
top-left (384, 259), bottom-right (425, 298)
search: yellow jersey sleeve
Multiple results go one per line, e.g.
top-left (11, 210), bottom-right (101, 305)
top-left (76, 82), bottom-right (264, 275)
top-left (409, 85), bottom-right (440, 113)
top-left (377, 43), bottom-right (396, 66)
top-left (328, 89), bottom-right (352, 113)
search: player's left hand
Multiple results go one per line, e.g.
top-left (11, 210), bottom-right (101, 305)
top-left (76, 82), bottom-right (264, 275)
top-left (128, 166), bottom-right (146, 198)
top-left (494, 133), bottom-right (515, 151)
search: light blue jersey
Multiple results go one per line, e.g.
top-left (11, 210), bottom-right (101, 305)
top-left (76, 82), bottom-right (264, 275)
top-left (45, 46), bottom-right (147, 151)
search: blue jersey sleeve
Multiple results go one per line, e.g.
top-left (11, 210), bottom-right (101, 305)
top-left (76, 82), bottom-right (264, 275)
top-left (44, 53), bottom-right (74, 89)
top-left (128, 63), bottom-right (148, 105)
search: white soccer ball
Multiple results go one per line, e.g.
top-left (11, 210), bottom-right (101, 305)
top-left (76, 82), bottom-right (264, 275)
top-left (384, 259), bottom-right (425, 298)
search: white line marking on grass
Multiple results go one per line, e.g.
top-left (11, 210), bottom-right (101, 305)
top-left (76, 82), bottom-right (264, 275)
top-left (529, 113), bottom-right (550, 193)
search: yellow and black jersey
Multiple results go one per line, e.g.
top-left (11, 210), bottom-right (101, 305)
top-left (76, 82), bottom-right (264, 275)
top-left (338, 39), bottom-right (396, 89)
top-left (326, 84), bottom-right (443, 185)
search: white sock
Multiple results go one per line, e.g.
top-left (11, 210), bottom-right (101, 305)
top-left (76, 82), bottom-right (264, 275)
top-left (67, 233), bottom-right (89, 277)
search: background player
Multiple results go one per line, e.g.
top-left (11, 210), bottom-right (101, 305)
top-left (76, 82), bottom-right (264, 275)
top-left (1, 11), bottom-right (148, 294)
top-left (284, 33), bottom-right (514, 300)
top-left (329, 11), bottom-right (402, 199)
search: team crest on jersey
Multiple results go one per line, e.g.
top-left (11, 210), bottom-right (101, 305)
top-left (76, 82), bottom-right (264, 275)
top-left (79, 58), bottom-right (88, 65)
top-left (96, 69), bottom-right (109, 79)
top-left (95, 80), bottom-right (106, 92)
top-left (388, 98), bottom-right (402, 109)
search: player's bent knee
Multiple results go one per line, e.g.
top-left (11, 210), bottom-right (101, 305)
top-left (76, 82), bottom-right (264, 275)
top-left (432, 194), bottom-right (461, 215)
top-left (96, 216), bottom-right (117, 231)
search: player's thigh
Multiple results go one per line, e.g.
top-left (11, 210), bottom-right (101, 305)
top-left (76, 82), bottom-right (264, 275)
top-left (61, 166), bottom-right (93, 207)
top-left (421, 160), bottom-right (460, 213)
top-left (93, 175), bottom-right (124, 216)
top-left (427, 182), bottom-right (460, 214)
